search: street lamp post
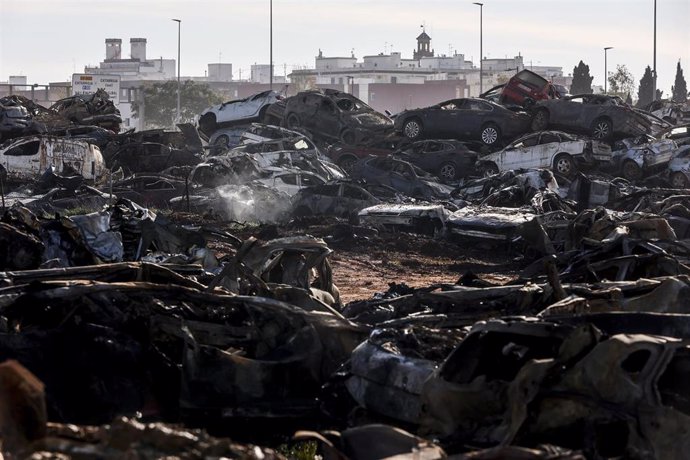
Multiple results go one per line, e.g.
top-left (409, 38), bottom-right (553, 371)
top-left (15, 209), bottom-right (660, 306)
top-left (653, 0), bottom-right (657, 100)
top-left (473, 2), bottom-right (483, 96)
top-left (269, 0), bottom-right (273, 90)
top-left (172, 19), bottom-right (181, 124)
top-left (604, 46), bottom-right (613, 94)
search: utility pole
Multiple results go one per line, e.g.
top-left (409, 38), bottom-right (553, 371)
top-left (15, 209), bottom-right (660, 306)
top-left (604, 47), bottom-right (613, 94)
top-left (653, 0), bottom-right (657, 100)
top-left (269, 0), bottom-right (273, 89)
top-left (172, 18), bottom-right (181, 124)
top-left (473, 3), bottom-right (484, 95)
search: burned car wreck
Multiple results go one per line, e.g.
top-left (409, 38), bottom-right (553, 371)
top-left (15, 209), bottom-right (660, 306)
top-left (4, 62), bottom-right (690, 460)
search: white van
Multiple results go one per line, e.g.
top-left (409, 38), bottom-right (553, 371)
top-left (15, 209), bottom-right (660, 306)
top-left (0, 135), bottom-right (106, 182)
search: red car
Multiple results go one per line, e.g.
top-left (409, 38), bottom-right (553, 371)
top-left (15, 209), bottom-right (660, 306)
top-left (495, 69), bottom-right (559, 108)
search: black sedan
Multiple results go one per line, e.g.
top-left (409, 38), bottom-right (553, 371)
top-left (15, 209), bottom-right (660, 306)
top-left (530, 94), bottom-right (652, 140)
top-left (393, 98), bottom-right (531, 147)
top-left (393, 139), bottom-right (478, 181)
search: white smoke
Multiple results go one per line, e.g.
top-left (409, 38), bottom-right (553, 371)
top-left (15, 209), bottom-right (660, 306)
top-left (215, 183), bottom-right (292, 224)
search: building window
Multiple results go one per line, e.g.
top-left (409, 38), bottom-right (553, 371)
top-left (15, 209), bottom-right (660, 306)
top-left (391, 76), bottom-right (397, 84)
top-left (331, 77), bottom-right (336, 84)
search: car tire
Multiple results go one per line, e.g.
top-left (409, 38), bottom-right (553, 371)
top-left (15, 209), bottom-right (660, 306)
top-left (438, 162), bottom-right (458, 181)
top-left (622, 160), bottom-right (643, 181)
top-left (480, 123), bottom-right (501, 146)
top-left (341, 129), bottom-right (357, 145)
top-left (337, 156), bottom-right (357, 173)
top-left (286, 113), bottom-right (301, 129)
top-left (591, 117), bottom-right (613, 140)
top-left (293, 206), bottom-right (312, 218)
top-left (671, 172), bottom-right (689, 188)
top-left (214, 134), bottom-right (230, 149)
top-left (199, 113), bottom-right (217, 135)
top-left (480, 162), bottom-right (499, 177)
top-left (531, 109), bottom-right (549, 131)
top-left (553, 153), bottom-right (577, 177)
top-left (402, 118), bottom-right (423, 140)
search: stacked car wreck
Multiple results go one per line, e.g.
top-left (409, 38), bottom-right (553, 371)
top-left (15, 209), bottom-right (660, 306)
top-left (2, 84), bottom-right (690, 460)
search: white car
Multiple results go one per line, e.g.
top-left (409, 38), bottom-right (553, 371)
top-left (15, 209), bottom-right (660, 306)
top-left (0, 135), bottom-right (106, 182)
top-left (198, 90), bottom-right (283, 136)
top-left (476, 130), bottom-right (611, 176)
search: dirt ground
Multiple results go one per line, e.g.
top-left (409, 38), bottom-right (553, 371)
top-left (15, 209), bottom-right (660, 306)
top-left (169, 213), bottom-right (522, 303)
top-left (327, 232), bottom-right (521, 303)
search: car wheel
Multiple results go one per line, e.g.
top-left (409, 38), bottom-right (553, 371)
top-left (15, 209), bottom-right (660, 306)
top-left (402, 118), bottom-right (423, 140)
top-left (286, 113), bottom-right (301, 129)
top-left (591, 118), bottom-right (613, 140)
top-left (531, 109), bottom-right (549, 131)
top-left (480, 123), bottom-right (501, 146)
top-left (438, 162), bottom-right (458, 181)
top-left (341, 129), bottom-right (357, 145)
top-left (671, 172), bottom-right (689, 188)
top-left (199, 113), bottom-right (217, 135)
top-left (622, 160), bottom-right (643, 181)
top-left (480, 162), bottom-right (499, 177)
top-left (213, 134), bottom-right (230, 151)
top-left (553, 153), bottom-right (576, 177)
top-left (293, 206), bottom-right (312, 218)
top-left (337, 156), bottom-right (357, 173)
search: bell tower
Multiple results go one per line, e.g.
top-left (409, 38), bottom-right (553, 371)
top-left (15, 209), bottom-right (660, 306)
top-left (413, 27), bottom-right (434, 60)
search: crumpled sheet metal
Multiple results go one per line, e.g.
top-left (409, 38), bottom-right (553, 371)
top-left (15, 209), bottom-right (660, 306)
top-left (0, 277), bottom-right (364, 424)
top-left (30, 417), bottom-right (285, 459)
top-left (419, 317), bottom-right (690, 459)
top-left (345, 340), bottom-right (437, 423)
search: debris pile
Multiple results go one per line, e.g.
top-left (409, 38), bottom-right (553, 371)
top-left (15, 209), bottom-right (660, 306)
top-left (1, 85), bottom-right (690, 459)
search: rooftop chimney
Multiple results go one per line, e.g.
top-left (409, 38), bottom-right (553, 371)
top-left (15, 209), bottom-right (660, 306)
top-left (105, 38), bottom-right (122, 60)
top-left (130, 38), bottom-right (147, 61)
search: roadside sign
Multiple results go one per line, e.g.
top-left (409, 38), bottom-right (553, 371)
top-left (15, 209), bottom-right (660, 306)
top-left (71, 74), bottom-right (120, 104)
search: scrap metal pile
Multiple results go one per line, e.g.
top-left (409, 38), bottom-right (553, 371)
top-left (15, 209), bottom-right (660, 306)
top-left (1, 82), bottom-right (690, 459)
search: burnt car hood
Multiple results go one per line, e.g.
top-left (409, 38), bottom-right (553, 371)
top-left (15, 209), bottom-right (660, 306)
top-left (342, 111), bottom-right (394, 132)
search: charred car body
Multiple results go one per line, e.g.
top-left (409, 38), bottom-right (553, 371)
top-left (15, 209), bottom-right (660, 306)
top-left (49, 89), bottom-right (122, 133)
top-left (611, 135), bottom-right (677, 180)
top-left (350, 156), bottom-right (454, 200)
top-left (393, 139), bottom-right (478, 181)
top-left (281, 89), bottom-right (393, 145)
top-left (0, 135), bottom-right (105, 183)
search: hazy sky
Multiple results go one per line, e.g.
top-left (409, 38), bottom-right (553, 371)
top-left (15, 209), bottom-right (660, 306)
top-left (1, 0), bottom-right (688, 95)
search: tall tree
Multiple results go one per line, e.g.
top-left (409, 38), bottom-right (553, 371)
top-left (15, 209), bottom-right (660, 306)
top-left (131, 80), bottom-right (222, 129)
top-left (608, 64), bottom-right (635, 97)
top-left (570, 60), bottom-right (593, 94)
top-left (637, 66), bottom-right (655, 108)
top-left (672, 61), bottom-right (688, 102)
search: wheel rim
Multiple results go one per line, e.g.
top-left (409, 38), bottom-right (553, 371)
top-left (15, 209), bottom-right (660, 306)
top-left (440, 164), bottom-right (456, 179)
top-left (672, 173), bottom-right (687, 188)
top-left (483, 165), bottom-right (498, 177)
top-left (482, 127), bottom-right (498, 144)
top-left (534, 112), bottom-right (547, 129)
top-left (404, 121), bottom-right (420, 138)
top-left (623, 162), bottom-right (641, 180)
top-left (287, 114), bottom-right (300, 128)
top-left (215, 135), bottom-right (229, 148)
top-left (339, 158), bottom-right (355, 172)
top-left (555, 157), bottom-right (571, 174)
top-left (594, 121), bottom-right (610, 139)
